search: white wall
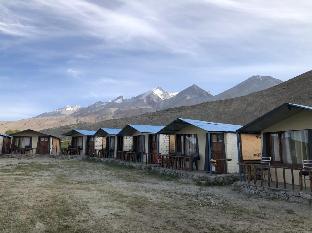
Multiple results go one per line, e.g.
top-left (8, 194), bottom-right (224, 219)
top-left (123, 136), bottom-right (133, 151)
top-left (159, 134), bottom-right (170, 155)
top-left (225, 133), bottom-right (239, 173)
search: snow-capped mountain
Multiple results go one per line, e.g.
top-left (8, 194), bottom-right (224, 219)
top-left (34, 76), bottom-right (282, 122)
top-left (36, 105), bottom-right (80, 118)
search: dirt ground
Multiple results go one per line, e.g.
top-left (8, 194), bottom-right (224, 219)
top-left (0, 157), bottom-right (311, 233)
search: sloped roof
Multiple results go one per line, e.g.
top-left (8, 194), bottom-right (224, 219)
top-left (159, 118), bottom-right (241, 134)
top-left (10, 129), bottom-right (59, 139)
top-left (239, 103), bottom-right (312, 133)
top-left (95, 128), bottom-right (121, 137)
top-left (118, 124), bottom-right (164, 136)
top-left (63, 129), bottom-right (96, 136)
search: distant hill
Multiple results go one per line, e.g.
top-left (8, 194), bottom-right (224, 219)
top-left (43, 70), bottom-right (312, 137)
top-left (213, 75), bottom-right (282, 101)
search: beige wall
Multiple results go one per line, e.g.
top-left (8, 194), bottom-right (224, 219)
top-left (241, 134), bottom-right (262, 161)
top-left (49, 137), bottom-right (61, 155)
top-left (263, 111), bottom-right (312, 132)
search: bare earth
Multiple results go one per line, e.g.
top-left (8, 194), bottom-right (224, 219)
top-left (0, 157), bottom-right (311, 233)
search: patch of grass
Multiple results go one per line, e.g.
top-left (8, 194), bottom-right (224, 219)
top-left (0, 162), bottom-right (57, 176)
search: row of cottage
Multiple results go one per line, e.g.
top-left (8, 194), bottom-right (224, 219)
top-left (1, 103), bottom-right (311, 187)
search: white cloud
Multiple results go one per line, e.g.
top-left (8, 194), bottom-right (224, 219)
top-left (66, 68), bottom-right (81, 78)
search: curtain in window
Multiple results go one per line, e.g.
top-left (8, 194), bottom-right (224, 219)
top-left (184, 135), bottom-right (198, 156)
top-left (269, 134), bottom-right (281, 162)
top-left (21, 137), bottom-right (31, 148)
top-left (281, 130), bottom-right (309, 164)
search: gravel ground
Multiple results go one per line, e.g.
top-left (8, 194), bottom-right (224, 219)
top-left (0, 157), bottom-right (311, 233)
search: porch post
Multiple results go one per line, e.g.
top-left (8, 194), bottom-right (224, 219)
top-left (308, 130), bottom-right (312, 160)
top-left (204, 133), bottom-right (212, 173)
top-left (237, 133), bottom-right (243, 180)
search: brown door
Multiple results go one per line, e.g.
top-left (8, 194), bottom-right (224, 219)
top-left (211, 133), bottom-right (226, 174)
top-left (149, 135), bottom-right (158, 163)
top-left (37, 137), bottom-right (49, 154)
top-left (87, 136), bottom-right (95, 156)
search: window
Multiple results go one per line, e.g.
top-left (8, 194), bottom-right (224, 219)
top-left (177, 134), bottom-right (198, 156)
top-left (267, 130), bottom-right (310, 165)
top-left (268, 133), bottom-right (281, 162)
top-left (281, 130), bottom-right (309, 164)
top-left (212, 134), bottom-right (224, 143)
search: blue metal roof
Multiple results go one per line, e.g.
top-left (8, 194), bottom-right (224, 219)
top-left (129, 125), bottom-right (164, 134)
top-left (178, 118), bottom-right (242, 132)
top-left (100, 128), bottom-right (121, 135)
top-left (0, 134), bottom-right (11, 138)
top-left (73, 129), bottom-right (96, 136)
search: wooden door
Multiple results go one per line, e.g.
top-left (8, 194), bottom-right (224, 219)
top-left (87, 136), bottom-right (95, 156)
top-left (149, 134), bottom-right (158, 163)
top-left (211, 133), bottom-right (226, 174)
top-left (37, 136), bottom-right (49, 154)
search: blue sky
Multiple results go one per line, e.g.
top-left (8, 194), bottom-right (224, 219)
top-left (1, 0), bottom-right (312, 120)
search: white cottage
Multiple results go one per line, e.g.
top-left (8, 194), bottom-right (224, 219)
top-left (94, 128), bottom-right (121, 158)
top-left (11, 129), bottom-right (61, 155)
top-left (63, 129), bottom-right (96, 156)
top-left (117, 124), bottom-right (166, 163)
top-left (159, 118), bottom-right (242, 174)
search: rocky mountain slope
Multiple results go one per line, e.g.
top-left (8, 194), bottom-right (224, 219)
top-left (213, 75), bottom-right (282, 100)
top-left (43, 70), bottom-right (312, 137)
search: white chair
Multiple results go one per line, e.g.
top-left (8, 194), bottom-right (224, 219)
top-left (300, 160), bottom-right (312, 190)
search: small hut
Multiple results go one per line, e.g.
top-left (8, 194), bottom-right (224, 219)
top-left (117, 124), bottom-right (165, 163)
top-left (10, 129), bottom-right (61, 155)
top-left (94, 128), bottom-right (121, 158)
top-left (159, 118), bottom-right (242, 173)
top-left (63, 129), bottom-right (96, 156)
top-left (238, 103), bottom-right (312, 188)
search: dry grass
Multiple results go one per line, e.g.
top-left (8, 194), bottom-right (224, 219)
top-left (0, 157), bottom-right (311, 233)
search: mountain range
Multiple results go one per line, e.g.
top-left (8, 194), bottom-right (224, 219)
top-left (36, 75), bottom-right (281, 120)
top-left (42, 69), bottom-right (312, 137)
top-left (0, 75), bottom-right (282, 133)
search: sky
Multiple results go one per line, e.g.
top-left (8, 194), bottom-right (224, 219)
top-left (1, 0), bottom-right (312, 120)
